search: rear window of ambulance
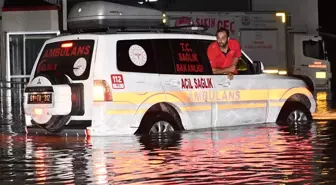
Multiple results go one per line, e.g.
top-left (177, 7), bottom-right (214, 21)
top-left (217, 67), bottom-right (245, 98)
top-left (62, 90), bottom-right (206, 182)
top-left (34, 40), bottom-right (95, 80)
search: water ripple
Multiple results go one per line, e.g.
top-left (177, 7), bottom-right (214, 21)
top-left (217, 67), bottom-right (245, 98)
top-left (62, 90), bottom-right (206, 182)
top-left (0, 122), bottom-right (335, 184)
top-left (1, 89), bottom-right (336, 184)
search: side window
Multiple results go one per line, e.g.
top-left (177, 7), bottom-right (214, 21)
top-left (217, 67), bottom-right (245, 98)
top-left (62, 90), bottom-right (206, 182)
top-left (199, 40), bottom-right (213, 52)
top-left (236, 53), bottom-right (256, 75)
top-left (152, 39), bottom-right (176, 74)
top-left (199, 39), bottom-right (214, 70)
top-left (116, 39), bottom-right (157, 73)
top-left (169, 39), bottom-right (213, 75)
top-left (302, 40), bottom-right (325, 60)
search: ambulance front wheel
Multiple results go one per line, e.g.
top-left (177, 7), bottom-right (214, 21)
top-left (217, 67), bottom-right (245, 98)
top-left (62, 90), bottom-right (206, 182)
top-left (138, 112), bottom-right (181, 135)
top-left (276, 101), bottom-right (312, 125)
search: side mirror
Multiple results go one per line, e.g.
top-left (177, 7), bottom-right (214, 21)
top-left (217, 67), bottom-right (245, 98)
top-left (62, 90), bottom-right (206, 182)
top-left (253, 61), bottom-right (264, 74)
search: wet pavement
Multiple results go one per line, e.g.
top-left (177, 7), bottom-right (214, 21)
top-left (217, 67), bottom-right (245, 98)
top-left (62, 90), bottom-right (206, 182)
top-left (1, 88), bottom-right (336, 184)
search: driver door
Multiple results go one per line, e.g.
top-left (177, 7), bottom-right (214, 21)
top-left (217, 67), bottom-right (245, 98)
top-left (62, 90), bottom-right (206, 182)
top-left (212, 52), bottom-right (268, 127)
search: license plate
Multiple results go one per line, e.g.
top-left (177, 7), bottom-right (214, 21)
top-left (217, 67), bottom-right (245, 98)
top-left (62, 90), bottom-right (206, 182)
top-left (28, 93), bottom-right (52, 104)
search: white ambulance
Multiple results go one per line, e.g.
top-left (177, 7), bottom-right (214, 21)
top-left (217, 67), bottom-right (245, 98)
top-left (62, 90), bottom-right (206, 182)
top-left (23, 1), bottom-right (316, 136)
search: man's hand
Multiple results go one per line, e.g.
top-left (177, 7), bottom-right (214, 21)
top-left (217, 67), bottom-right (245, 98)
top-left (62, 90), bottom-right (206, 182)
top-left (227, 65), bottom-right (235, 80)
top-left (227, 65), bottom-right (236, 73)
top-left (227, 73), bottom-right (234, 80)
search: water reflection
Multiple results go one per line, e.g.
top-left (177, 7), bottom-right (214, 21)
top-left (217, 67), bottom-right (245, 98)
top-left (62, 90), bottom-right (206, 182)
top-left (313, 91), bottom-right (336, 120)
top-left (1, 83), bottom-right (336, 184)
top-left (0, 122), bottom-right (335, 184)
top-left (0, 87), bottom-right (26, 133)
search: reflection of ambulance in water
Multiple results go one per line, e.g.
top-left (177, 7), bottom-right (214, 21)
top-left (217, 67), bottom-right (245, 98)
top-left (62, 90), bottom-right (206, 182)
top-left (164, 11), bottom-right (332, 92)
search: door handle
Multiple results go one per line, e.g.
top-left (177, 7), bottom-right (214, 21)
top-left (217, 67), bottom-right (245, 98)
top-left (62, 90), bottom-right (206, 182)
top-left (218, 80), bottom-right (231, 87)
top-left (165, 79), bottom-right (180, 86)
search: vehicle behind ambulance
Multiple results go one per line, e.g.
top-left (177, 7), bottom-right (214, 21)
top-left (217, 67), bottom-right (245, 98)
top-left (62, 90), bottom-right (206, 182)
top-left (23, 1), bottom-right (316, 137)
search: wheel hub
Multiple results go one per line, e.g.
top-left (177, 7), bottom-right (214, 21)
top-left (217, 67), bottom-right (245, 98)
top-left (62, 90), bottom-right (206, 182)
top-left (149, 121), bottom-right (174, 134)
top-left (287, 110), bottom-right (308, 123)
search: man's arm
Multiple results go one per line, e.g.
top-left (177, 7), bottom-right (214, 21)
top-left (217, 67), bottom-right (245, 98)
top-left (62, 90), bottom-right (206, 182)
top-left (211, 52), bottom-right (239, 75)
top-left (229, 40), bottom-right (242, 75)
top-left (214, 54), bottom-right (239, 74)
top-left (232, 57), bottom-right (239, 66)
top-left (207, 42), bottom-right (238, 75)
top-left (212, 65), bottom-right (236, 74)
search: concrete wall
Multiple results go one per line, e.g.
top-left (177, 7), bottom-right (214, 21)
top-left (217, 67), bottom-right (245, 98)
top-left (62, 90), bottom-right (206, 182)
top-left (2, 9), bottom-right (59, 32)
top-left (252, 0), bottom-right (318, 34)
top-left (0, 8), bottom-right (59, 81)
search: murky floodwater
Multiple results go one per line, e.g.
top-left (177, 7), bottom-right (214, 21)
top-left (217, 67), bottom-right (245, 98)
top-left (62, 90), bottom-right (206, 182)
top-left (2, 88), bottom-right (336, 184)
top-left (1, 122), bottom-right (336, 184)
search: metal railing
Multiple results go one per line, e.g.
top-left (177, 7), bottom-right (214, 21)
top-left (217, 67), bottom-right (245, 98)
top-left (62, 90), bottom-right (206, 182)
top-left (0, 81), bottom-right (27, 132)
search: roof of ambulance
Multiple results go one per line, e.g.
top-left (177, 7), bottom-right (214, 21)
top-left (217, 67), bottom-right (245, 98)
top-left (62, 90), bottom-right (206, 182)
top-left (46, 32), bottom-right (216, 43)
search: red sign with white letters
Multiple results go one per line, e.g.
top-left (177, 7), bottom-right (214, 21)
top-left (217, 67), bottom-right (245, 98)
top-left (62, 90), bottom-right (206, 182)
top-left (111, 74), bottom-right (125, 89)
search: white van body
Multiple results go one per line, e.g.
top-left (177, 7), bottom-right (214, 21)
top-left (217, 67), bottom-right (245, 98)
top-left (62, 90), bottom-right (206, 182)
top-left (23, 32), bottom-right (316, 136)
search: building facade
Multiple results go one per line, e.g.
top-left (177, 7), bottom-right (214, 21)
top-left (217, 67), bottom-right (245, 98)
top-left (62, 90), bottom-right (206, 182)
top-left (252, 0), bottom-right (319, 34)
top-left (0, 0), bottom-right (60, 83)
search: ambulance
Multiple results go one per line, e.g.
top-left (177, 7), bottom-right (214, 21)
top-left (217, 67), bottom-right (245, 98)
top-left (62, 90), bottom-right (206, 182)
top-left (23, 1), bottom-right (316, 136)
top-left (164, 11), bottom-right (332, 92)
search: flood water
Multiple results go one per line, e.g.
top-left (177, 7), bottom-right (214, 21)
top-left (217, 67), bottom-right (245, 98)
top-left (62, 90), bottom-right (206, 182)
top-left (1, 88), bottom-right (336, 184)
top-left (1, 122), bottom-right (336, 184)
